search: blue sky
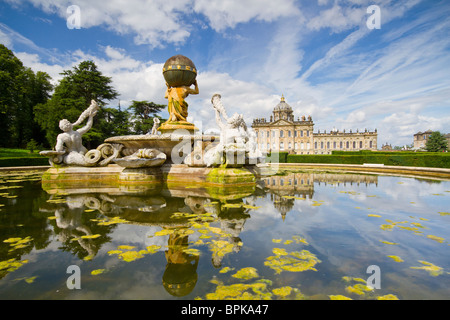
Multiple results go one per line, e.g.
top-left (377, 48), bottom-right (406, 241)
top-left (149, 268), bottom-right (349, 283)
top-left (1, 0), bottom-right (449, 146)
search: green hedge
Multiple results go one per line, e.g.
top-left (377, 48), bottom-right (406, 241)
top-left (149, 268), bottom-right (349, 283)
top-left (266, 152), bottom-right (289, 163)
top-left (286, 153), bottom-right (450, 168)
top-left (331, 150), bottom-right (444, 156)
top-left (0, 157), bottom-right (49, 167)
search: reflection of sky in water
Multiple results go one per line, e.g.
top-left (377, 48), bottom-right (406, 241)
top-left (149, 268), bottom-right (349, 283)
top-left (0, 171), bottom-right (449, 299)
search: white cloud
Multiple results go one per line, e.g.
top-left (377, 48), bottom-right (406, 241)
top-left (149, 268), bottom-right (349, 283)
top-left (307, 4), bottom-right (366, 33)
top-left (15, 52), bottom-right (65, 84)
top-left (5, 0), bottom-right (192, 47)
top-left (193, 0), bottom-right (301, 31)
top-left (0, 28), bottom-right (13, 48)
top-left (7, 0), bottom-right (300, 47)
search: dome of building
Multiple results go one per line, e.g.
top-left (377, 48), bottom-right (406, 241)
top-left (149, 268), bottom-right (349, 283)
top-left (274, 95), bottom-right (292, 112)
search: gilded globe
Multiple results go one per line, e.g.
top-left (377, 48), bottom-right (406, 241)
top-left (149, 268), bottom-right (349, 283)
top-left (162, 55), bottom-right (197, 87)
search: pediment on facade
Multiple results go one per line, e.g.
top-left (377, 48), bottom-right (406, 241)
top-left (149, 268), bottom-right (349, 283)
top-left (272, 119), bottom-right (294, 126)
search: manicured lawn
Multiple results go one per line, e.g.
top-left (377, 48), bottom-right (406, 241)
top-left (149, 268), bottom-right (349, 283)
top-left (0, 148), bottom-right (44, 158)
top-left (0, 148), bottom-right (49, 167)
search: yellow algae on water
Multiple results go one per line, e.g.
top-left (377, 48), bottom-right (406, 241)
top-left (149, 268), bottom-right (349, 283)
top-left (91, 269), bottom-right (105, 275)
top-left (292, 236), bottom-right (309, 245)
top-left (4, 237), bottom-right (33, 251)
top-left (387, 255), bottom-right (404, 263)
top-left (182, 248), bottom-right (201, 256)
top-left (96, 216), bottom-right (128, 226)
top-left (426, 235), bottom-right (445, 243)
top-left (272, 248), bottom-right (288, 256)
top-left (380, 224), bottom-right (394, 231)
top-left (219, 267), bottom-right (234, 274)
top-left (377, 294), bottom-right (399, 300)
top-left (342, 276), bottom-right (366, 283)
top-left (146, 245), bottom-right (161, 254)
top-left (154, 229), bottom-right (175, 237)
top-left (243, 205), bottom-right (261, 210)
top-left (208, 227), bottom-right (222, 234)
top-left (0, 258), bottom-right (29, 272)
top-left (265, 249), bottom-right (320, 274)
top-left (272, 239), bottom-right (282, 243)
top-left (119, 250), bottom-right (145, 262)
top-left (272, 286), bottom-right (292, 298)
top-left (80, 234), bottom-right (101, 239)
top-left (205, 282), bottom-right (271, 300)
top-left (368, 214), bottom-right (382, 218)
top-left (410, 222), bottom-right (426, 228)
top-left (438, 212), bottom-right (450, 216)
top-left (15, 276), bottom-right (37, 284)
top-left (345, 283), bottom-right (373, 296)
top-left (410, 260), bottom-right (443, 276)
top-left (209, 240), bottom-right (234, 258)
top-left (379, 240), bottom-right (399, 245)
top-left (329, 295), bottom-right (352, 300)
top-left (232, 267), bottom-right (259, 280)
top-left (117, 245), bottom-right (136, 250)
top-left (24, 276), bottom-right (37, 284)
top-left (222, 203), bottom-right (243, 208)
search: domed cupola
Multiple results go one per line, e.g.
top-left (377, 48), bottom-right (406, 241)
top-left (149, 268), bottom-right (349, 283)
top-left (272, 95), bottom-right (294, 122)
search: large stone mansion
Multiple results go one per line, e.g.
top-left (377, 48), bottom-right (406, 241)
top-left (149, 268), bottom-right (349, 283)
top-left (251, 96), bottom-right (378, 154)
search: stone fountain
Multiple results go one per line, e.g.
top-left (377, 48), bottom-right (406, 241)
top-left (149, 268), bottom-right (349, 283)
top-left (40, 55), bottom-right (268, 196)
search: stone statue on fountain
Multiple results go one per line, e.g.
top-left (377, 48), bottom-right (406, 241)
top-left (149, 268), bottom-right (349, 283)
top-left (40, 100), bottom-right (121, 167)
top-left (186, 94), bottom-right (264, 167)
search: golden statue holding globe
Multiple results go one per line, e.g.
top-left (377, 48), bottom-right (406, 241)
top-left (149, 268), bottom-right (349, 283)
top-left (159, 55), bottom-right (199, 133)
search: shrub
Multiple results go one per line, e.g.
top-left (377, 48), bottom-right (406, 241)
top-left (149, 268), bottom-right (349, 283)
top-left (0, 157), bottom-right (49, 167)
top-left (286, 153), bottom-right (450, 168)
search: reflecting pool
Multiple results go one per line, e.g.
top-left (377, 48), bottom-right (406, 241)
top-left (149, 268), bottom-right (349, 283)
top-left (0, 169), bottom-right (449, 300)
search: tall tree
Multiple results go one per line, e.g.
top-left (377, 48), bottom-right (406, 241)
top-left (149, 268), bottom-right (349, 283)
top-left (129, 100), bottom-right (165, 134)
top-left (0, 44), bottom-right (52, 148)
top-left (0, 44), bottom-right (22, 146)
top-left (425, 131), bottom-right (448, 152)
top-left (97, 103), bottom-right (132, 137)
top-left (35, 60), bottom-right (118, 147)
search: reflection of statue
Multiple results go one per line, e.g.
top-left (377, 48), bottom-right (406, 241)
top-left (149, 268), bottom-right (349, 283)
top-left (52, 195), bottom-right (101, 259)
top-left (164, 80), bottom-right (199, 122)
top-left (163, 230), bottom-right (199, 297)
top-left (54, 100), bottom-right (99, 166)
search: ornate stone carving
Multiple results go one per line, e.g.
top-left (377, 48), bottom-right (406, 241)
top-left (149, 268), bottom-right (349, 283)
top-left (185, 94), bottom-right (263, 167)
top-left (113, 148), bottom-right (166, 168)
top-left (40, 100), bottom-right (122, 167)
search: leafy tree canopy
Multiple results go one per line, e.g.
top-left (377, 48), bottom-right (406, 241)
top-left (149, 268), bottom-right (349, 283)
top-left (129, 100), bottom-right (165, 134)
top-left (425, 131), bottom-right (448, 152)
top-left (0, 44), bottom-right (52, 148)
top-left (34, 60), bottom-right (119, 147)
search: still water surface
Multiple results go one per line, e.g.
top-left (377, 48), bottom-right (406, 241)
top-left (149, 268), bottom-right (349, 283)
top-left (0, 169), bottom-right (449, 300)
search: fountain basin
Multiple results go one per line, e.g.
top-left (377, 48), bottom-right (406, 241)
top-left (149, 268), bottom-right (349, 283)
top-left (105, 133), bottom-right (219, 163)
